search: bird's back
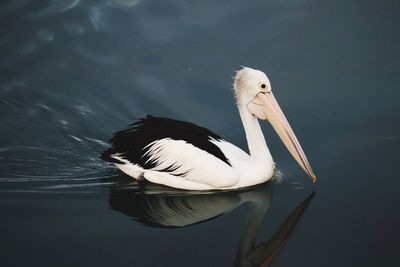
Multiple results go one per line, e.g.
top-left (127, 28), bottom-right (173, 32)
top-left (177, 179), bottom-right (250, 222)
top-left (101, 115), bottom-right (231, 169)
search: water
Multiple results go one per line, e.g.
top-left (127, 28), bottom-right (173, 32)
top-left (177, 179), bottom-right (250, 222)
top-left (0, 0), bottom-right (399, 266)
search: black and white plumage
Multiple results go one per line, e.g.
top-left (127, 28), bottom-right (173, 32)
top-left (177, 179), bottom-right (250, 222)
top-left (101, 67), bottom-right (316, 190)
top-left (101, 115), bottom-right (231, 175)
top-left (101, 115), bottom-right (247, 190)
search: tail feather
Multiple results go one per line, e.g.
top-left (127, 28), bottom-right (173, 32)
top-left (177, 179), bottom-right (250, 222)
top-left (100, 149), bottom-right (125, 164)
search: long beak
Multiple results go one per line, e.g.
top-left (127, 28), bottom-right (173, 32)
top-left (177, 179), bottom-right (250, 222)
top-left (247, 92), bottom-right (317, 182)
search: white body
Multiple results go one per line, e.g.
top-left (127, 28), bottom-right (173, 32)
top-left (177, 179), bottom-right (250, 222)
top-left (111, 99), bottom-right (275, 190)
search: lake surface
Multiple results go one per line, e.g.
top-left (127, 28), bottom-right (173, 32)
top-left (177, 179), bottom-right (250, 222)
top-left (0, 0), bottom-right (399, 266)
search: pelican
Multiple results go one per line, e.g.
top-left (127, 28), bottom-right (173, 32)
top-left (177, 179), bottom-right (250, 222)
top-left (101, 67), bottom-right (316, 190)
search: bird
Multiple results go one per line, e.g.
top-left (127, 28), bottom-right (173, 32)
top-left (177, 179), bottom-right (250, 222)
top-left (101, 67), bottom-right (316, 190)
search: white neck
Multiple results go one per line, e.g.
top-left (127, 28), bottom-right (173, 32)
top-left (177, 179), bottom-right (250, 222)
top-left (238, 103), bottom-right (272, 162)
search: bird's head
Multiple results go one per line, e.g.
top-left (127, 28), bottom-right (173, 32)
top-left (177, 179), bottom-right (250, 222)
top-left (233, 67), bottom-right (317, 183)
top-left (234, 67), bottom-right (272, 106)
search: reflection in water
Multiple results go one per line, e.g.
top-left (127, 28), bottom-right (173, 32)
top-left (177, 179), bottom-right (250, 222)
top-left (109, 183), bottom-right (314, 266)
top-left (241, 192), bottom-right (314, 267)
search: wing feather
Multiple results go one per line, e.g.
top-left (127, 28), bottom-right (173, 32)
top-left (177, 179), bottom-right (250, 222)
top-left (101, 115), bottom-right (231, 174)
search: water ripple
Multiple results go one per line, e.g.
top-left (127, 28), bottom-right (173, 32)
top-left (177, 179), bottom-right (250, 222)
top-left (28, 0), bottom-right (81, 19)
top-left (38, 181), bottom-right (115, 189)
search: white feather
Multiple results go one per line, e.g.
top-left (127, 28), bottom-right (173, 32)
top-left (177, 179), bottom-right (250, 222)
top-left (111, 154), bottom-right (143, 178)
top-left (143, 138), bottom-right (239, 188)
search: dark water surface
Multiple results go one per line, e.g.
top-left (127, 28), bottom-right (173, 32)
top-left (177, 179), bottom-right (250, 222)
top-left (1, 0), bottom-right (399, 266)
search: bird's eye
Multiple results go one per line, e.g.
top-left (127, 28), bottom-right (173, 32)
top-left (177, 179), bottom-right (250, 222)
top-left (259, 82), bottom-right (267, 91)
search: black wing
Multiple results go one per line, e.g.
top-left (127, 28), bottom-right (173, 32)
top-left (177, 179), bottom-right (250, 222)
top-left (100, 115), bottom-right (231, 169)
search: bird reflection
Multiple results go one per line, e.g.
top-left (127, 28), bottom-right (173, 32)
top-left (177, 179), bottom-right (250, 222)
top-left (108, 181), bottom-right (314, 267)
